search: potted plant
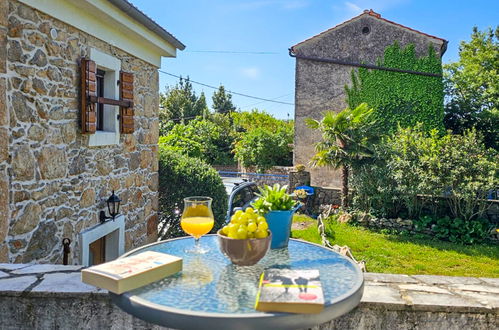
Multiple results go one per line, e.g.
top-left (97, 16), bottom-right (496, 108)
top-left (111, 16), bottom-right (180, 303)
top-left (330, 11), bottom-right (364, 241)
top-left (252, 184), bottom-right (301, 249)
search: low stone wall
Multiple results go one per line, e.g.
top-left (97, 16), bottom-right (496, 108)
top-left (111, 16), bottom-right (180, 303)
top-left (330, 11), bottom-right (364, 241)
top-left (1, 263), bottom-right (497, 329)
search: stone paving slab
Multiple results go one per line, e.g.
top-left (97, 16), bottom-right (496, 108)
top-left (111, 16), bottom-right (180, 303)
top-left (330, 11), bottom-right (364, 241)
top-left (31, 272), bottom-right (103, 293)
top-left (361, 284), bottom-right (405, 305)
top-left (11, 264), bottom-right (83, 274)
top-left (413, 275), bottom-right (483, 285)
top-left (399, 283), bottom-right (452, 294)
top-left (450, 284), bottom-right (499, 294)
top-left (0, 275), bottom-right (37, 292)
top-left (0, 263), bottom-right (31, 271)
top-left (405, 291), bottom-right (490, 312)
top-left (364, 272), bottom-right (418, 283)
top-left (478, 277), bottom-right (499, 286)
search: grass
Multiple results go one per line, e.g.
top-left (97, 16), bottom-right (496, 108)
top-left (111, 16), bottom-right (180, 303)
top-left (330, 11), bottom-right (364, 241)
top-left (291, 215), bottom-right (499, 277)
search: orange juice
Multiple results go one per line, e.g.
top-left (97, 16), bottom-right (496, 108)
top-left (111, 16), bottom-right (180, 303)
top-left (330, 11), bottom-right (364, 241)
top-left (181, 216), bottom-right (214, 238)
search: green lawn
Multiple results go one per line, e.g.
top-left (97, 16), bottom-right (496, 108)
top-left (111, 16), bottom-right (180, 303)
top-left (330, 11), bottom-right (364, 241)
top-left (291, 215), bottom-right (499, 277)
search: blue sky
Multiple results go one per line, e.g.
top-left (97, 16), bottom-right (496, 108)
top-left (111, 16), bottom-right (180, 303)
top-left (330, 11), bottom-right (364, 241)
top-left (130, 0), bottom-right (498, 119)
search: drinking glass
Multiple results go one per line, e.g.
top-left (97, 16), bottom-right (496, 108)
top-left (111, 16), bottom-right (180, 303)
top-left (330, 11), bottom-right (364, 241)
top-left (180, 196), bottom-right (215, 254)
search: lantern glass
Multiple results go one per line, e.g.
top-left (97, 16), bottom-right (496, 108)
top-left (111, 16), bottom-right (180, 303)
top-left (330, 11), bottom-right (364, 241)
top-left (106, 190), bottom-right (121, 218)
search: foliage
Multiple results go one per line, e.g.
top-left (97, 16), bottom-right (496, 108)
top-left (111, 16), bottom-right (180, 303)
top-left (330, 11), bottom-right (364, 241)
top-left (306, 103), bottom-right (377, 207)
top-left (233, 126), bottom-right (293, 172)
top-left (159, 77), bottom-right (208, 134)
top-left (232, 109), bottom-right (292, 133)
top-left (159, 117), bottom-right (235, 165)
top-left (212, 85), bottom-right (236, 114)
top-left (291, 217), bottom-right (499, 277)
top-left (352, 125), bottom-right (498, 223)
top-left (346, 42), bottom-right (444, 134)
top-left (413, 216), bottom-right (491, 245)
top-left (252, 184), bottom-right (296, 214)
top-left (158, 148), bottom-right (227, 239)
top-left (443, 26), bottom-right (499, 150)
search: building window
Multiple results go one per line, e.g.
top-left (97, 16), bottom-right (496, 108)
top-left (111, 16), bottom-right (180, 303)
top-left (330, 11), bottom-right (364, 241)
top-left (96, 69), bottom-right (105, 131)
top-left (88, 48), bottom-right (121, 147)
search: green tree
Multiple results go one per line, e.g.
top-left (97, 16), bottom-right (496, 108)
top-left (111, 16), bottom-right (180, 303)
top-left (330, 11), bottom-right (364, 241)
top-left (212, 85), bottom-right (236, 114)
top-left (444, 26), bottom-right (499, 150)
top-left (306, 103), bottom-right (376, 207)
top-left (232, 109), bottom-right (293, 133)
top-left (159, 117), bottom-right (235, 165)
top-left (159, 77), bottom-right (205, 134)
top-left (233, 127), bottom-right (293, 172)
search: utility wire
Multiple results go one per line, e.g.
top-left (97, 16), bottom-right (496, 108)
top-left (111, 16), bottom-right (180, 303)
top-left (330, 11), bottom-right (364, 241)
top-left (158, 69), bottom-right (295, 106)
top-left (185, 50), bottom-right (281, 55)
top-left (240, 93), bottom-right (294, 109)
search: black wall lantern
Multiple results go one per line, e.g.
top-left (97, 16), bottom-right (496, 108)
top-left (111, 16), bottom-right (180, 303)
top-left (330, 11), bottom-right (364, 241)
top-left (99, 190), bottom-right (122, 223)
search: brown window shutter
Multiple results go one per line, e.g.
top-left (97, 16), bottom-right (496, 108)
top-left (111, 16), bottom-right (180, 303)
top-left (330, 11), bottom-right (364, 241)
top-left (120, 71), bottom-right (134, 134)
top-left (81, 58), bottom-right (97, 134)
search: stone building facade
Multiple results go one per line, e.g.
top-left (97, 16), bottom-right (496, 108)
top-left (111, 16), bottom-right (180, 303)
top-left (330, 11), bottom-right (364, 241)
top-left (0, 0), bottom-right (184, 264)
top-left (290, 10), bottom-right (446, 187)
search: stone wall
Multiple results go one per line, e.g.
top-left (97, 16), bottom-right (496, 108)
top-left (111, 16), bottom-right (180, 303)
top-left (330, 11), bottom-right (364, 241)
top-left (0, 0), bottom-right (10, 262)
top-left (293, 12), bottom-right (445, 187)
top-left (1, 1), bottom-right (160, 263)
top-left (1, 264), bottom-right (497, 329)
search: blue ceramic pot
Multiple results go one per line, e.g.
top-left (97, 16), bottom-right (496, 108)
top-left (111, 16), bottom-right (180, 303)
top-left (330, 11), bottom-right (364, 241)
top-left (265, 204), bottom-right (301, 249)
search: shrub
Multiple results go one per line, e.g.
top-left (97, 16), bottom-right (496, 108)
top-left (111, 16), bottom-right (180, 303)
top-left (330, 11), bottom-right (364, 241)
top-left (414, 216), bottom-right (491, 244)
top-left (233, 127), bottom-right (293, 172)
top-left (158, 148), bottom-right (228, 239)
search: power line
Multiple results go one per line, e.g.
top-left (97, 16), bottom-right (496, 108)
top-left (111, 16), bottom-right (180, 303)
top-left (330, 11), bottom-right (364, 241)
top-left (185, 50), bottom-right (281, 55)
top-left (158, 69), bottom-right (295, 106)
top-left (240, 93), bottom-right (294, 109)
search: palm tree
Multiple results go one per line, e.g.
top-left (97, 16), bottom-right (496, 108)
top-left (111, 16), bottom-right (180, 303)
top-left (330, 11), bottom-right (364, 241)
top-left (306, 103), bottom-right (376, 207)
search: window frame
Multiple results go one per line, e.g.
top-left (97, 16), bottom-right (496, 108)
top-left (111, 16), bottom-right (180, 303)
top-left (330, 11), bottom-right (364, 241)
top-left (88, 48), bottom-right (121, 147)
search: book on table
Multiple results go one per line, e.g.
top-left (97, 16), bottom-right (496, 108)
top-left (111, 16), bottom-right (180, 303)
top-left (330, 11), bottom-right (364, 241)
top-left (81, 251), bottom-right (182, 294)
top-left (255, 269), bottom-right (324, 314)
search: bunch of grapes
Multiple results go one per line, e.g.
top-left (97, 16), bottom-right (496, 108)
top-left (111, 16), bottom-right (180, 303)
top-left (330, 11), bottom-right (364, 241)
top-left (220, 207), bottom-right (269, 239)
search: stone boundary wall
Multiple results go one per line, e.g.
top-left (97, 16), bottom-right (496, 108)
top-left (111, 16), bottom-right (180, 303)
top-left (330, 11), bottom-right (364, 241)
top-left (1, 263), bottom-right (497, 329)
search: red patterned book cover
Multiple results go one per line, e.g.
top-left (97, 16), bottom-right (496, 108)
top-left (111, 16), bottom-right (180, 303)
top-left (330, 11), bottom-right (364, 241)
top-left (255, 269), bottom-right (324, 314)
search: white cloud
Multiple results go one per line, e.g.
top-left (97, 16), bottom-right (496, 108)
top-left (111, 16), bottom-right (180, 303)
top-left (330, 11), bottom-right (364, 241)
top-left (240, 67), bottom-right (261, 79)
top-left (345, 1), bottom-right (362, 14)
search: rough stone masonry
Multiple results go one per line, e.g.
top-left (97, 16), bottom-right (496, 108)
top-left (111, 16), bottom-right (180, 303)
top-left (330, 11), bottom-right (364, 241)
top-left (291, 10), bottom-right (446, 187)
top-left (0, 1), bottom-right (161, 264)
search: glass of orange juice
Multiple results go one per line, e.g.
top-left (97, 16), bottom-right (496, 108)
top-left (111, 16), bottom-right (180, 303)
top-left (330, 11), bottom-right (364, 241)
top-left (180, 196), bottom-right (215, 254)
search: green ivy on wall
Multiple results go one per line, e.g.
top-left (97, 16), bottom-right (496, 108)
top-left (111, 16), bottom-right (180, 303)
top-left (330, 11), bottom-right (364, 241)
top-left (345, 42), bottom-right (444, 134)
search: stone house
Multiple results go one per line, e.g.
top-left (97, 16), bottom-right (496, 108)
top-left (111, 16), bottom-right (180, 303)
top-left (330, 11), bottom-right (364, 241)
top-left (0, 0), bottom-right (185, 264)
top-left (290, 10), bottom-right (446, 187)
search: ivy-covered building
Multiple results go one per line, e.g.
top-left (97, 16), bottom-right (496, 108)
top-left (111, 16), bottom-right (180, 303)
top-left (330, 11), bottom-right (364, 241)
top-left (290, 9), bottom-right (447, 187)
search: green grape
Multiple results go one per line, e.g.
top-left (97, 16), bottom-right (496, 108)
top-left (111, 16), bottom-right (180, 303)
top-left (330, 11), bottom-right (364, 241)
top-left (234, 210), bottom-right (244, 217)
top-left (222, 225), bottom-right (229, 235)
top-left (237, 227), bottom-right (248, 239)
top-left (255, 229), bottom-right (268, 238)
top-left (247, 222), bottom-right (257, 232)
top-left (257, 216), bottom-right (266, 223)
top-left (258, 221), bottom-right (268, 231)
top-left (245, 207), bottom-right (254, 214)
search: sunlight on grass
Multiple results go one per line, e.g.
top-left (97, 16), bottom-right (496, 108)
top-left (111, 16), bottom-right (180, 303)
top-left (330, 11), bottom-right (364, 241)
top-left (291, 215), bottom-right (499, 277)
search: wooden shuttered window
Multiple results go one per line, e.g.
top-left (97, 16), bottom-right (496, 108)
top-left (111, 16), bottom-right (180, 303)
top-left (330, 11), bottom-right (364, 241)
top-left (81, 58), bottom-right (97, 134)
top-left (80, 57), bottom-right (135, 135)
top-left (120, 71), bottom-right (134, 134)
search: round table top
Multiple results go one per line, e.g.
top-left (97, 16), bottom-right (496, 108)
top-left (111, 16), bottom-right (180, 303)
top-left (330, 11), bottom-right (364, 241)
top-left (110, 235), bottom-right (364, 330)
